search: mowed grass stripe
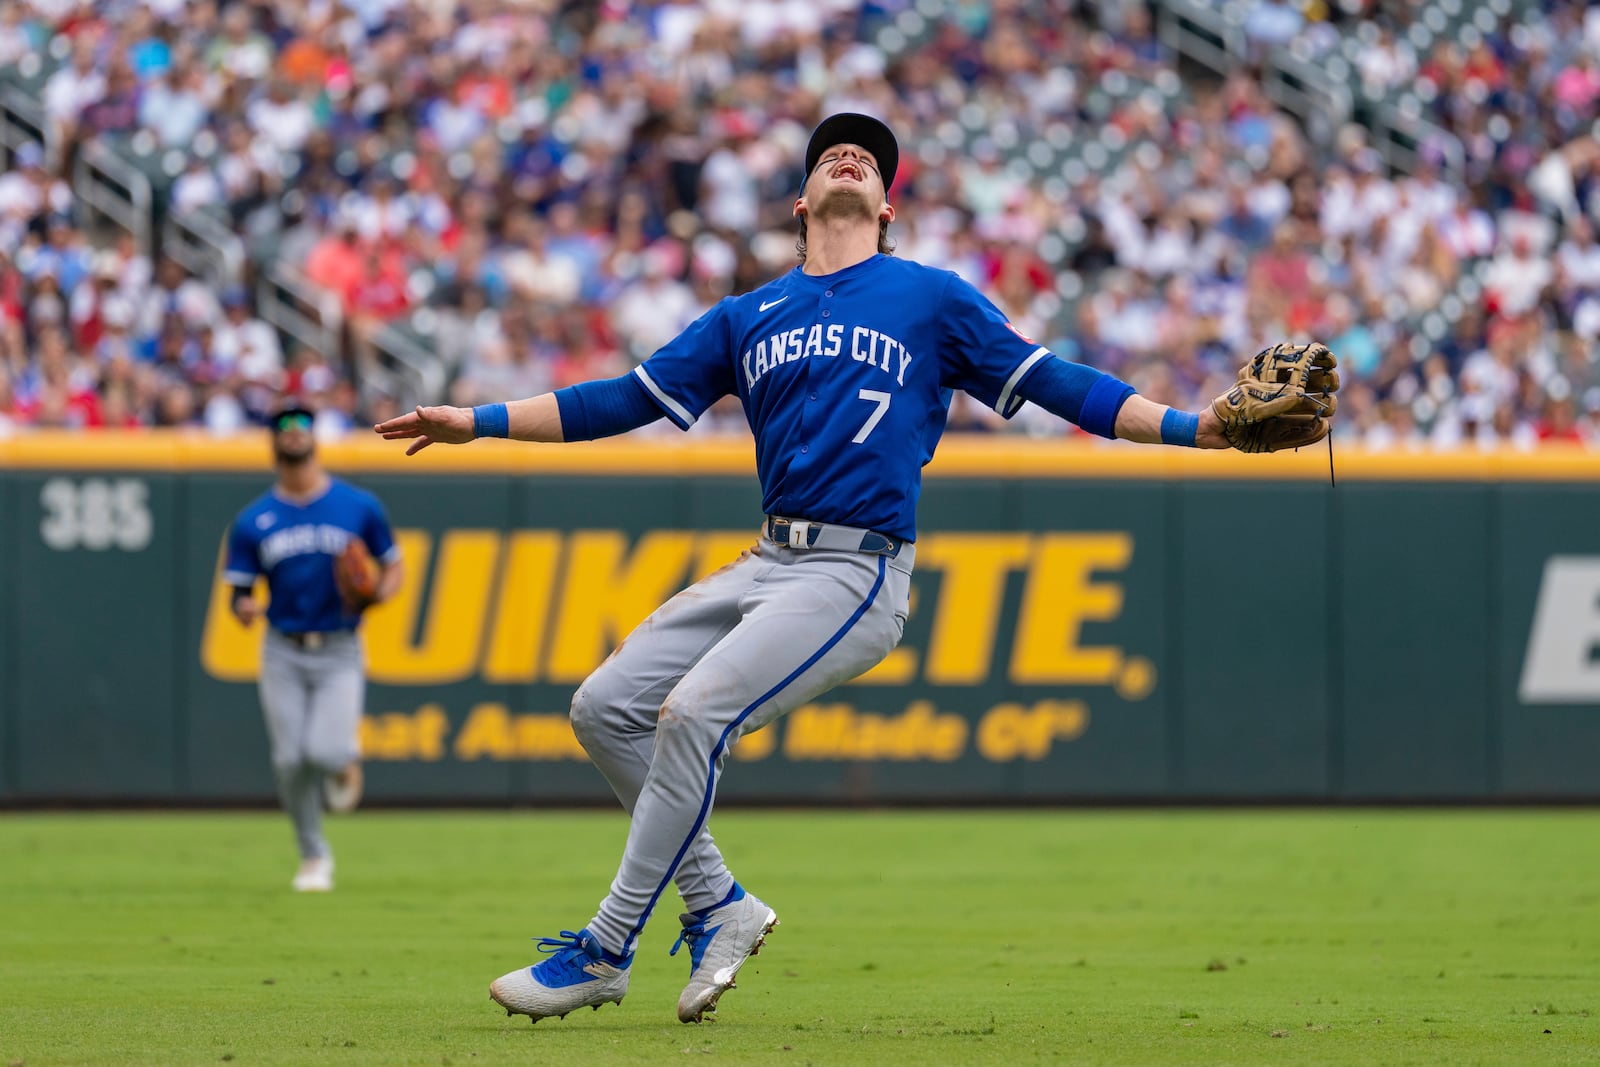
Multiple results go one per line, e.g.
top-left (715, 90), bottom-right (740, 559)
top-left (2, 810), bottom-right (1597, 1066)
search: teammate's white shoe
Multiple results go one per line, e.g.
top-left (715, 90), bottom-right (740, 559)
top-left (323, 762), bottom-right (363, 814)
top-left (489, 929), bottom-right (631, 1023)
top-left (291, 856), bottom-right (334, 892)
top-left (672, 884), bottom-right (778, 1023)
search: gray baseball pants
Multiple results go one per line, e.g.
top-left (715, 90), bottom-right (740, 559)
top-left (259, 629), bottom-right (364, 860)
top-left (571, 534), bottom-right (914, 956)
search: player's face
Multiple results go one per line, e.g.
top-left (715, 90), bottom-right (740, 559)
top-left (272, 414), bottom-right (316, 463)
top-left (798, 144), bottom-right (892, 224)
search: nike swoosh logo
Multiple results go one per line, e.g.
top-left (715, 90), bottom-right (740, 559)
top-left (758, 296), bottom-right (789, 312)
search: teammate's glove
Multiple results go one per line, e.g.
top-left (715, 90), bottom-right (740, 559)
top-left (1209, 341), bottom-right (1340, 453)
top-left (335, 537), bottom-right (381, 610)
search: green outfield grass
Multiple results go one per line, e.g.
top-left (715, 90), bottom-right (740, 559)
top-left (2, 809), bottom-right (1597, 1066)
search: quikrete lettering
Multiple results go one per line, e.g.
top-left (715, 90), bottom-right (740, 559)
top-left (204, 529), bottom-right (1153, 695)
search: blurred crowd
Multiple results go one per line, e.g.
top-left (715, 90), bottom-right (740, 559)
top-left (0, 0), bottom-right (1596, 449)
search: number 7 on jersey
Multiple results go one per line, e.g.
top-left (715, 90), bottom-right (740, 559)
top-left (853, 389), bottom-right (891, 444)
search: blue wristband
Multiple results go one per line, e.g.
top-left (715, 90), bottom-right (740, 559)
top-left (471, 403), bottom-right (509, 439)
top-left (1160, 408), bottom-right (1200, 447)
top-left (1077, 375), bottom-right (1136, 439)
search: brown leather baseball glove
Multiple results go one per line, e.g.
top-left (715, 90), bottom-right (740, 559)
top-left (1210, 342), bottom-right (1340, 453)
top-left (335, 536), bottom-right (380, 610)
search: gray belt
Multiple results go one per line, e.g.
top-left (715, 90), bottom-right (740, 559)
top-left (766, 516), bottom-right (903, 557)
top-left (272, 629), bottom-right (348, 651)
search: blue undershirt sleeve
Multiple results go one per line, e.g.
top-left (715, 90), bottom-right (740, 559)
top-left (1012, 356), bottom-right (1136, 439)
top-left (554, 373), bottom-right (667, 441)
top-left (222, 516), bottom-right (260, 587)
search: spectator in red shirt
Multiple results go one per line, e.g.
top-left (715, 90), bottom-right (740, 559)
top-left (24, 342), bottom-right (101, 428)
top-left (303, 218), bottom-right (364, 296)
top-left (344, 249), bottom-right (409, 321)
top-left (344, 248), bottom-right (410, 367)
top-left (1536, 396), bottom-right (1584, 443)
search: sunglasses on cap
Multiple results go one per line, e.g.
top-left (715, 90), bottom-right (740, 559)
top-left (274, 413), bottom-right (313, 433)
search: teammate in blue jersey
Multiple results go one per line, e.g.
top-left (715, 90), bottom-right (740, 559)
top-left (375, 113), bottom-right (1263, 1022)
top-left (226, 405), bottom-right (403, 892)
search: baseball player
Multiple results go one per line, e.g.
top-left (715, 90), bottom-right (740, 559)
top-left (375, 114), bottom-right (1336, 1021)
top-left (225, 404), bottom-right (403, 892)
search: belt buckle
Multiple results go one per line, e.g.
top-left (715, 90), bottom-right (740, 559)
top-left (304, 632), bottom-right (323, 651)
top-left (769, 517), bottom-right (811, 549)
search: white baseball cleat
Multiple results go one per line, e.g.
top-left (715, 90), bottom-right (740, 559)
top-left (490, 929), bottom-right (631, 1023)
top-left (323, 762), bottom-right (363, 814)
top-left (292, 856), bottom-right (334, 892)
top-left (672, 884), bottom-right (778, 1023)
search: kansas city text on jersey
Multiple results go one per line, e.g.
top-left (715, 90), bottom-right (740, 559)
top-left (258, 522), bottom-right (359, 568)
top-left (742, 323), bottom-right (914, 391)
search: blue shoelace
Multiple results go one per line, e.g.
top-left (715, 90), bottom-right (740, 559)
top-left (528, 930), bottom-right (601, 985)
top-left (670, 920), bottom-right (707, 959)
top-left (534, 930), bottom-right (591, 955)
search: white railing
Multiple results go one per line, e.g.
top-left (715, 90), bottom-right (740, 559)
top-left (257, 264), bottom-right (343, 366)
top-left (1262, 50), bottom-right (1353, 148)
top-left (75, 140), bottom-right (154, 257)
top-left (163, 209), bottom-right (243, 287)
top-left (1369, 102), bottom-right (1466, 177)
top-left (5, 84), bottom-right (159, 255)
top-left (1156, 0), bottom-right (1244, 77)
top-left (1155, 0), bottom-right (1467, 177)
top-left (0, 85), bottom-right (45, 161)
top-left (1157, 0), bottom-right (1351, 145)
top-left (3, 68), bottom-right (450, 409)
top-left (370, 320), bottom-right (445, 409)
top-left (256, 266), bottom-right (445, 408)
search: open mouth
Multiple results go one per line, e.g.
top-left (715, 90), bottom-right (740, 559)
top-left (832, 161), bottom-right (864, 181)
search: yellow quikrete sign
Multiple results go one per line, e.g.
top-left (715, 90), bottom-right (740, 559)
top-left (203, 529), bottom-right (1153, 694)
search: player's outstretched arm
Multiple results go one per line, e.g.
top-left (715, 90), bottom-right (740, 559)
top-left (1114, 394), bottom-right (1230, 449)
top-left (374, 394), bottom-right (564, 455)
top-left (1010, 355), bottom-right (1229, 448)
top-left (374, 372), bottom-right (667, 455)
top-left (1009, 350), bottom-right (1335, 452)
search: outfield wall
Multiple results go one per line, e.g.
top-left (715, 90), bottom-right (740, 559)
top-left (2, 432), bottom-right (1598, 803)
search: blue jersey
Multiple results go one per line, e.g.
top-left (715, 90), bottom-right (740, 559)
top-left (631, 255), bottom-right (1048, 540)
top-left (224, 478), bottom-right (400, 634)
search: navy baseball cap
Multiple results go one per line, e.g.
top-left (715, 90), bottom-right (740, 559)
top-left (805, 113), bottom-right (898, 191)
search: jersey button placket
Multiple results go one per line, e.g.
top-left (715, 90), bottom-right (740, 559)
top-left (813, 289), bottom-right (829, 400)
top-left (797, 320), bottom-right (817, 456)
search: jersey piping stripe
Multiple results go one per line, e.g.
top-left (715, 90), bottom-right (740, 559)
top-left (623, 553), bottom-right (889, 954)
top-left (995, 346), bottom-right (1051, 416)
top-left (632, 365), bottom-right (697, 429)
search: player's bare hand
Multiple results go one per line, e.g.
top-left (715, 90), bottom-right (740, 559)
top-left (232, 595), bottom-right (262, 627)
top-left (374, 405), bottom-right (476, 455)
top-left (1194, 406), bottom-right (1230, 449)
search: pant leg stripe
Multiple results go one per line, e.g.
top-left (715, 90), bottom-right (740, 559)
top-left (624, 554), bottom-right (888, 952)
